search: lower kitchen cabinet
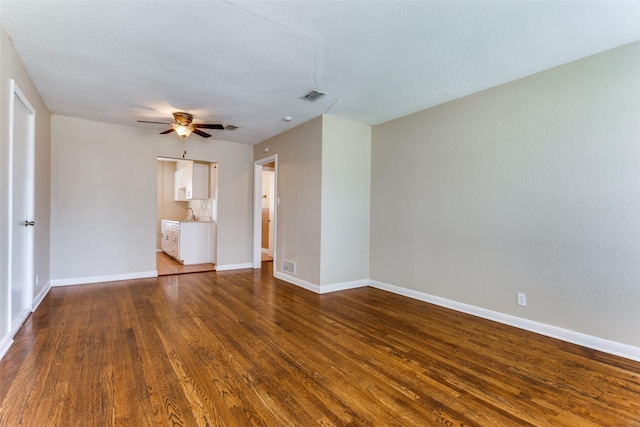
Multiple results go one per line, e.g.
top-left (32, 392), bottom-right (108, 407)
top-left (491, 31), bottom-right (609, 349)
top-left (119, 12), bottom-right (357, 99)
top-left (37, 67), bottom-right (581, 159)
top-left (160, 219), bottom-right (212, 265)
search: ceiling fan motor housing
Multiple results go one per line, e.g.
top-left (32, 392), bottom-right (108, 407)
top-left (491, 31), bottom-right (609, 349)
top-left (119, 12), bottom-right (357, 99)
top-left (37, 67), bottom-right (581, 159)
top-left (173, 112), bottom-right (193, 126)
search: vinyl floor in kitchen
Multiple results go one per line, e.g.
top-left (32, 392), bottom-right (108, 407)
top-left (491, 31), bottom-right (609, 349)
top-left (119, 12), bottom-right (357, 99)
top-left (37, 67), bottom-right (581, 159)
top-left (156, 252), bottom-right (215, 276)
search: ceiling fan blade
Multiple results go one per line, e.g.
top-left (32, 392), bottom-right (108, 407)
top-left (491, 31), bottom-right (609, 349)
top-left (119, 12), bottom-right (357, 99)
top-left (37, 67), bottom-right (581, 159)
top-left (138, 120), bottom-right (173, 125)
top-left (192, 129), bottom-right (212, 138)
top-left (192, 123), bottom-right (224, 130)
top-left (160, 128), bottom-right (175, 134)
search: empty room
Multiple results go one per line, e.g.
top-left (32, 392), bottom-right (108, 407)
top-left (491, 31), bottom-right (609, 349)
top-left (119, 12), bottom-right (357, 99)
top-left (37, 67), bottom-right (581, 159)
top-left (0, 1), bottom-right (639, 426)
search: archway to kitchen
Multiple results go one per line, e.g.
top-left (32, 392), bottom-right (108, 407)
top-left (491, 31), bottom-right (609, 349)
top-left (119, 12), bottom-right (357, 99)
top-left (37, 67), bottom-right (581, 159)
top-left (156, 157), bottom-right (218, 276)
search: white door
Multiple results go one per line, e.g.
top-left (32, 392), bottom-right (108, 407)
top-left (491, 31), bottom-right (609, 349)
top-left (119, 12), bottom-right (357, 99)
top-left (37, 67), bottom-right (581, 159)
top-left (9, 81), bottom-right (35, 335)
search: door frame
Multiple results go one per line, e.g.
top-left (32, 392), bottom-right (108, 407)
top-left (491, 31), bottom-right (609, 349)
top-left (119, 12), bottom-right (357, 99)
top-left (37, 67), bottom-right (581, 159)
top-left (252, 155), bottom-right (277, 269)
top-left (265, 170), bottom-right (275, 257)
top-left (7, 79), bottom-right (36, 335)
top-left (156, 157), bottom-right (219, 268)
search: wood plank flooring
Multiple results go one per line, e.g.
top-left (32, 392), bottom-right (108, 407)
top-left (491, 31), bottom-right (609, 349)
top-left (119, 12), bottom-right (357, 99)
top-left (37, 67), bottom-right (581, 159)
top-left (1, 266), bottom-right (639, 426)
top-left (157, 251), bottom-right (215, 276)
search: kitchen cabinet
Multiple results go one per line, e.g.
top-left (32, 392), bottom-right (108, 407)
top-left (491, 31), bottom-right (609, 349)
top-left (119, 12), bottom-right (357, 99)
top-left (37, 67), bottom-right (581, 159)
top-left (160, 220), bottom-right (179, 259)
top-left (160, 219), bottom-right (212, 265)
top-left (174, 162), bottom-right (209, 201)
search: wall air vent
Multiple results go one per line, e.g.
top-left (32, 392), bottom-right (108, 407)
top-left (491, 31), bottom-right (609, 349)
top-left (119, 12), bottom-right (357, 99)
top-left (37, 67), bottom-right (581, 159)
top-left (302, 89), bottom-right (327, 102)
top-left (282, 260), bottom-right (297, 275)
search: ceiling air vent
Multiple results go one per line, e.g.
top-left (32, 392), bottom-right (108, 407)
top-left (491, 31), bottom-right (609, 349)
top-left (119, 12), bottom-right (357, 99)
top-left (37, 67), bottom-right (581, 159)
top-left (224, 124), bottom-right (239, 131)
top-left (302, 89), bottom-right (327, 102)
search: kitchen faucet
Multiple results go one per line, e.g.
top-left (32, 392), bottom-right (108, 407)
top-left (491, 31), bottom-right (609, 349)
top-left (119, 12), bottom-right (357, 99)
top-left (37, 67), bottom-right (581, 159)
top-left (185, 208), bottom-right (195, 221)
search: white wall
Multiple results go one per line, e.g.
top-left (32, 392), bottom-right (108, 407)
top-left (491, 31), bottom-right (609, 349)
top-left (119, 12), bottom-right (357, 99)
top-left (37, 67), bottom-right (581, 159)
top-left (255, 117), bottom-right (323, 286)
top-left (320, 116), bottom-right (371, 287)
top-left (254, 115), bottom-right (372, 291)
top-left (0, 25), bottom-right (51, 356)
top-left (50, 115), bottom-right (253, 284)
top-left (370, 42), bottom-right (640, 348)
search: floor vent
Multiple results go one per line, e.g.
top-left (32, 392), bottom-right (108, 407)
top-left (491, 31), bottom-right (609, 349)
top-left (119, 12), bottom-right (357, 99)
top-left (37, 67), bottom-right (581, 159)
top-left (282, 260), bottom-right (296, 275)
top-left (302, 89), bottom-right (327, 102)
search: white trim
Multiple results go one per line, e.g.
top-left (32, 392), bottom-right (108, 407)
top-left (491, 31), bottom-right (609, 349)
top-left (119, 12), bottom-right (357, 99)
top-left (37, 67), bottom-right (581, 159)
top-left (274, 271), bottom-right (320, 293)
top-left (253, 155), bottom-right (278, 270)
top-left (215, 263), bottom-right (253, 271)
top-left (5, 85), bottom-right (13, 333)
top-left (319, 279), bottom-right (369, 294)
top-left (32, 281), bottom-right (51, 311)
top-left (7, 79), bottom-right (37, 334)
top-left (10, 310), bottom-right (30, 337)
top-left (369, 280), bottom-right (640, 362)
top-left (50, 271), bottom-right (158, 287)
top-left (272, 273), bottom-right (367, 294)
top-left (0, 335), bottom-right (13, 361)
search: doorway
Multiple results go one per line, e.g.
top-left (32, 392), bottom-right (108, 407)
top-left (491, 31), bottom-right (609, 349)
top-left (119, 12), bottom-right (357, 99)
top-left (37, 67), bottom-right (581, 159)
top-left (156, 158), bottom-right (217, 275)
top-left (253, 155), bottom-right (277, 270)
top-left (9, 80), bottom-right (36, 335)
top-left (261, 164), bottom-right (275, 261)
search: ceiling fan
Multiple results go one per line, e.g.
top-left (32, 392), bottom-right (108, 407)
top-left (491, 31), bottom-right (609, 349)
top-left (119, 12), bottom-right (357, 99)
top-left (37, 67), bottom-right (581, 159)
top-left (138, 112), bottom-right (224, 138)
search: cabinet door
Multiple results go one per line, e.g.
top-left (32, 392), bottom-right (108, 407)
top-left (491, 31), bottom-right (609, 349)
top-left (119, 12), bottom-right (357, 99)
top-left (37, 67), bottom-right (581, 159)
top-left (172, 223), bottom-right (180, 259)
top-left (160, 221), bottom-right (169, 253)
top-left (160, 222), bottom-right (165, 252)
top-left (173, 162), bottom-right (209, 201)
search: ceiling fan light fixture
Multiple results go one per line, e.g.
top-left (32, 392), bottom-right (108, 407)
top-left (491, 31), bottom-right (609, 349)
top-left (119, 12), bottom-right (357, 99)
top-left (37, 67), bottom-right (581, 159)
top-left (174, 124), bottom-right (193, 137)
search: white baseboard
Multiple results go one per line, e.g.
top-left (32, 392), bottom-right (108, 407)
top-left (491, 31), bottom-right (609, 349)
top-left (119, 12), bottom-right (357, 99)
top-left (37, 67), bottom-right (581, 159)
top-left (32, 281), bottom-right (51, 311)
top-left (215, 262), bottom-right (253, 271)
top-left (274, 271), bottom-right (320, 293)
top-left (319, 279), bottom-right (369, 294)
top-left (273, 272), bottom-right (368, 294)
top-left (50, 271), bottom-right (158, 287)
top-left (0, 281), bottom-right (52, 362)
top-left (10, 310), bottom-right (30, 337)
top-left (369, 280), bottom-right (640, 362)
top-left (0, 334), bottom-right (13, 361)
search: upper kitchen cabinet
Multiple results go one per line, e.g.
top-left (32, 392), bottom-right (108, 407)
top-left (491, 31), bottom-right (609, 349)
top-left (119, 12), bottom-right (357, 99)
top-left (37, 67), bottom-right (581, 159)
top-left (174, 161), bottom-right (210, 201)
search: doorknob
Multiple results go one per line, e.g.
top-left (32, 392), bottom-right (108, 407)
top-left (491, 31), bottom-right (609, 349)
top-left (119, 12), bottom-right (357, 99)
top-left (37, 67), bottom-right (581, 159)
top-left (24, 220), bottom-right (35, 227)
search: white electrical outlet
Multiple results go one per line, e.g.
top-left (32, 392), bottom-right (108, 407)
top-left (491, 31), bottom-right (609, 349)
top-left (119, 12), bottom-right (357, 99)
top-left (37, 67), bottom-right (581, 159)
top-left (517, 293), bottom-right (527, 307)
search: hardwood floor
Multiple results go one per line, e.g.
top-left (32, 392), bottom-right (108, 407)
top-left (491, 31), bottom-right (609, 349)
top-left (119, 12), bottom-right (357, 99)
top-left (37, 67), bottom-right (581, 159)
top-left (1, 266), bottom-right (639, 426)
top-left (157, 251), bottom-right (215, 276)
